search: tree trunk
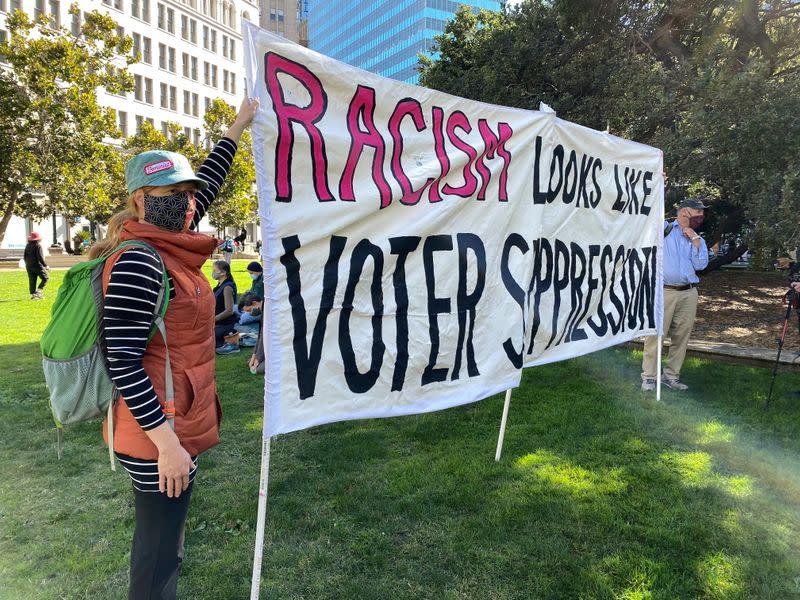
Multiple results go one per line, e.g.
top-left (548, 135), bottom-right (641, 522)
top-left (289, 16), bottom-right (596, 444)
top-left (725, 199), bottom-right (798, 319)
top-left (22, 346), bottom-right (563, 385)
top-left (0, 190), bottom-right (18, 246)
top-left (699, 243), bottom-right (749, 275)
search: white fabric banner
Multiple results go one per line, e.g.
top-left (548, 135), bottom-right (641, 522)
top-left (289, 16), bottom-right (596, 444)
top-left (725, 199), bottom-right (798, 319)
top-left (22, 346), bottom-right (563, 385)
top-left (243, 23), bottom-right (664, 437)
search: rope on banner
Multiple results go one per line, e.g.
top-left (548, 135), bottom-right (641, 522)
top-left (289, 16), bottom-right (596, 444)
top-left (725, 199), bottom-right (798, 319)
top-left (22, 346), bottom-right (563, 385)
top-left (494, 389), bottom-right (513, 462)
top-left (250, 435), bottom-right (272, 600)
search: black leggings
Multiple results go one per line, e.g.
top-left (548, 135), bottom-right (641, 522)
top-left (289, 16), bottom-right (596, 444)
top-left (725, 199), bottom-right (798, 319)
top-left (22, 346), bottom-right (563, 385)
top-left (129, 481), bottom-right (194, 600)
top-left (27, 269), bottom-right (48, 295)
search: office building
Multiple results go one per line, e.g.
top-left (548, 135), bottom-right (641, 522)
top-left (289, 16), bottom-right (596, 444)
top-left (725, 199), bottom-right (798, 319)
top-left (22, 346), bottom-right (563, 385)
top-left (308, 0), bottom-right (503, 84)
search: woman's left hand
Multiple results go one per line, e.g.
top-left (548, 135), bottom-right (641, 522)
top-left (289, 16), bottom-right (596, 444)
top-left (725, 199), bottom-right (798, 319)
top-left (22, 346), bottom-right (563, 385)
top-left (235, 96), bottom-right (260, 127)
top-left (224, 97), bottom-right (261, 142)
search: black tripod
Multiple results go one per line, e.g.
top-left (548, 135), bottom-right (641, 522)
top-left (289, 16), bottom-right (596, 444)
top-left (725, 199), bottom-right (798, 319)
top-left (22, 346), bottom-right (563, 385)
top-left (765, 287), bottom-right (799, 407)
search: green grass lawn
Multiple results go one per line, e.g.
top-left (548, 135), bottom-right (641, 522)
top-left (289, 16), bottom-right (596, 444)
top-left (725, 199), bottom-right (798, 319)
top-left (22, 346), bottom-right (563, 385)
top-left (1, 264), bottom-right (800, 599)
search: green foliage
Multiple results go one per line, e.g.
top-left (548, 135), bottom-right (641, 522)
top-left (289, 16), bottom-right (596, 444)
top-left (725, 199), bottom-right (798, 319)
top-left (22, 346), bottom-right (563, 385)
top-left (419, 0), bottom-right (800, 260)
top-left (0, 5), bottom-right (134, 242)
top-left (203, 99), bottom-right (257, 231)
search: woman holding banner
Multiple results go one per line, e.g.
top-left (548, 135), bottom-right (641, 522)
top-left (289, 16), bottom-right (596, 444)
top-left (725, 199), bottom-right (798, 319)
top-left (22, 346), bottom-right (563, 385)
top-left (88, 97), bottom-right (259, 599)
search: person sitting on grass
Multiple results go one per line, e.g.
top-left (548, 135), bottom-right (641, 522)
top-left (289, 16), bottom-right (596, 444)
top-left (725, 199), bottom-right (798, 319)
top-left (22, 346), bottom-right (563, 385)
top-left (238, 292), bottom-right (265, 374)
top-left (212, 260), bottom-right (239, 354)
top-left (235, 262), bottom-right (264, 335)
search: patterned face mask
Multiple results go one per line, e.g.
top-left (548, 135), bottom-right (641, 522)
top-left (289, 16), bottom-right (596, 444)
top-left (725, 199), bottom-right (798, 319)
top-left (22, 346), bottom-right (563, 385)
top-left (143, 191), bottom-right (191, 232)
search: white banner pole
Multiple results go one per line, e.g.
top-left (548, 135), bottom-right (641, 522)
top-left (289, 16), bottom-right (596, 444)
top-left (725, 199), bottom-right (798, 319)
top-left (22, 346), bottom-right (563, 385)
top-left (655, 335), bottom-right (663, 402)
top-left (249, 435), bottom-right (272, 600)
top-left (494, 389), bottom-right (513, 462)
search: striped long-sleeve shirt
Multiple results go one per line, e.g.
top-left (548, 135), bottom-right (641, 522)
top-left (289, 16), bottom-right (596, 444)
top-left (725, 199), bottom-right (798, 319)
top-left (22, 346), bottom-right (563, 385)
top-left (104, 137), bottom-right (237, 492)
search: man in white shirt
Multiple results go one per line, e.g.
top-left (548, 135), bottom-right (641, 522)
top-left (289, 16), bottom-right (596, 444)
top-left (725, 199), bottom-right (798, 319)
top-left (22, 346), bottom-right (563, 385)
top-left (642, 199), bottom-right (709, 391)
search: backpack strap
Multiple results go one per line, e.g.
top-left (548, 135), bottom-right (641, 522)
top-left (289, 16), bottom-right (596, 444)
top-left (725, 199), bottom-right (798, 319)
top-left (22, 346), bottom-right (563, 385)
top-left (108, 241), bottom-right (175, 429)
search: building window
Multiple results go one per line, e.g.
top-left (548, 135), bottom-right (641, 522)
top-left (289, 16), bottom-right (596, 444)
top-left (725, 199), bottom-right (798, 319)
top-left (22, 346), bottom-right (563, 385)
top-left (210, 29), bottom-right (216, 53)
top-left (203, 61), bottom-right (209, 85)
top-left (202, 25), bottom-right (209, 49)
top-left (135, 115), bottom-right (144, 133)
top-left (114, 0), bottom-right (122, 11)
top-left (131, 0), bottom-right (139, 18)
top-left (134, 74), bottom-right (143, 101)
top-left (161, 121), bottom-right (169, 136)
top-left (222, 34), bottom-right (227, 58)
top-left (0, 29), bottom-right (7, 63)
top-left (229, 38), bottom-right (234, 61)
top-left (191, 56), bottom-right (198, 81)
top-left (48, 0), bottom-right (59, 27)
top-left (183, 126), bottom-right (191, 139)
top-left (192, 93), bottom-right (198, 116)
top-left (193, 128), bottom-right (201, 146)
top-left (230, 73), bottom-right (235, 95)
top-left (157, 3), bottom-right (164, 29)
top-left (169, 85), bottom-right (177, 111)
top-left (116, 26), bottom-right (125, 52)
top-left (146, 116), bottom-right (154, 127)
top-left (183, 90), bottom-right (190, 114)
top-left (182, 52), bottom-right (189, 77)
top-left (168, 47), bottom-right (175, 73)
top-left (145, 77), bottom-right (153, 104)
top-left (132, 32), bottom-right (141, 59)
top-left (166, 7), bottom-right (174, 33)
top-left (141, 0), bottom-right (150, 22)
top-left (118, 110), bottom-right (128, 137)
top-left (160, 82), bottom-right (168, 108)
top-left (204, 96), bottom-right (210, 111)
top-left (211, 64), bottom-right (217, 88)
top-left (181, 14), bottom-right (188, 40)
top-left (70, 9), bottom-right (81, 36)
top-left (190, 19), bottom-right (197, 43)
top-left (35, 0), bottom-right (44, 20)
top-left (0, 0), bottom-right (7, 12)
top-left (142, 36), bottom-right (151, 63)
top-left (269, 7), bottom-right (275, 20)
top-left (158, 42), bottom-right (166, 69)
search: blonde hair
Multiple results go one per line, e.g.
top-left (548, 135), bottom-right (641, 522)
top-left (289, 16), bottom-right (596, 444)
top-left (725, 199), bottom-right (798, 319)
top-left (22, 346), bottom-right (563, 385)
top-left (88, 194), bottom-right (140, 259)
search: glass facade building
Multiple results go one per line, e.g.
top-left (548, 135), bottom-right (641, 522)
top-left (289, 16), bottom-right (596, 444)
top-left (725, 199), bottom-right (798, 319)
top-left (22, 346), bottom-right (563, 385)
top-left (308, 0), bottom-right (503, 84)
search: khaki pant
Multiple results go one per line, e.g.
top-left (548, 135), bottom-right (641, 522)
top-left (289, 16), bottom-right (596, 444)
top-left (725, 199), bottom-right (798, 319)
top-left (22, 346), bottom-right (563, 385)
top-left (642, 287), bottom-right (698, 379)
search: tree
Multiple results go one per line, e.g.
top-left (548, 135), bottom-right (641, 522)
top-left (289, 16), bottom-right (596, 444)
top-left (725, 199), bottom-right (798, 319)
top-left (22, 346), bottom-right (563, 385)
top-left (419, 1), bottom-right (800, 269)
top-left (0, 5), bottom-right (133, 245)
top-left (202, 99), bottom-right (257, 232)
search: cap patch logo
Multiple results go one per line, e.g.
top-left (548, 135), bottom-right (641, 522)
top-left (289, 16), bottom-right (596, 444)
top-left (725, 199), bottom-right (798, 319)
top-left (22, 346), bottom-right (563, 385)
top-left (144, 160), bottom-right (174, 175)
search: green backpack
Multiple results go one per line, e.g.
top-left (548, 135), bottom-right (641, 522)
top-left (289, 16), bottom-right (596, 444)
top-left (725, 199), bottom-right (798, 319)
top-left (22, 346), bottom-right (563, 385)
top-left (40, 241), bottom-right (172, 470)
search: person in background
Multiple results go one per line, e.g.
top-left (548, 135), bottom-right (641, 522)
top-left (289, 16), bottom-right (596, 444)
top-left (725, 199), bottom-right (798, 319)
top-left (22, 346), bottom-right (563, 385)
top-left (238, 292), bottom-right (265, 374)
top-left (641, 198), bottom-right (709, 391)
top-left (86, 97), bottom-right (259, 600)
top-left (221, 237), bottom-right (234, 264)
top-left (24, 232), bottom-right (49, 300)
top-left (246, 261), bottom-right (263, 299)
top-left (213, 259), bottom-right (239, 354)
top-left (235, 262), bottom-right (264, 336)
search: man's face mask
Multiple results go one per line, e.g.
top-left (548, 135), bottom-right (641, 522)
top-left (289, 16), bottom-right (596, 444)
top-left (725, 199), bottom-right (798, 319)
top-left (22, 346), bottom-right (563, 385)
top-left (143, 191), bottom-right (191, 232)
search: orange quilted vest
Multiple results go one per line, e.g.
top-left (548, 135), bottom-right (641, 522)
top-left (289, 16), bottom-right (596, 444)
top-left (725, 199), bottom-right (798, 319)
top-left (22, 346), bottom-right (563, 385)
top-left (101, 219), bottom-right (222, 459)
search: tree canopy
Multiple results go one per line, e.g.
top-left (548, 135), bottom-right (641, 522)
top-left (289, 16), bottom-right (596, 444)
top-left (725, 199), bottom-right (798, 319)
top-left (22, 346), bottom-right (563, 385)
top-left (419, 0), bottom-right (800, 267)
top-left (0, 4), bottom-right (132, 244)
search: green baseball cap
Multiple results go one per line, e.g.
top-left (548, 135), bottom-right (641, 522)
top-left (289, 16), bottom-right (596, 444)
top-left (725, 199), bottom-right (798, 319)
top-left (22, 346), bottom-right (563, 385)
top-left (125, 150), bottom-right (209, 194)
